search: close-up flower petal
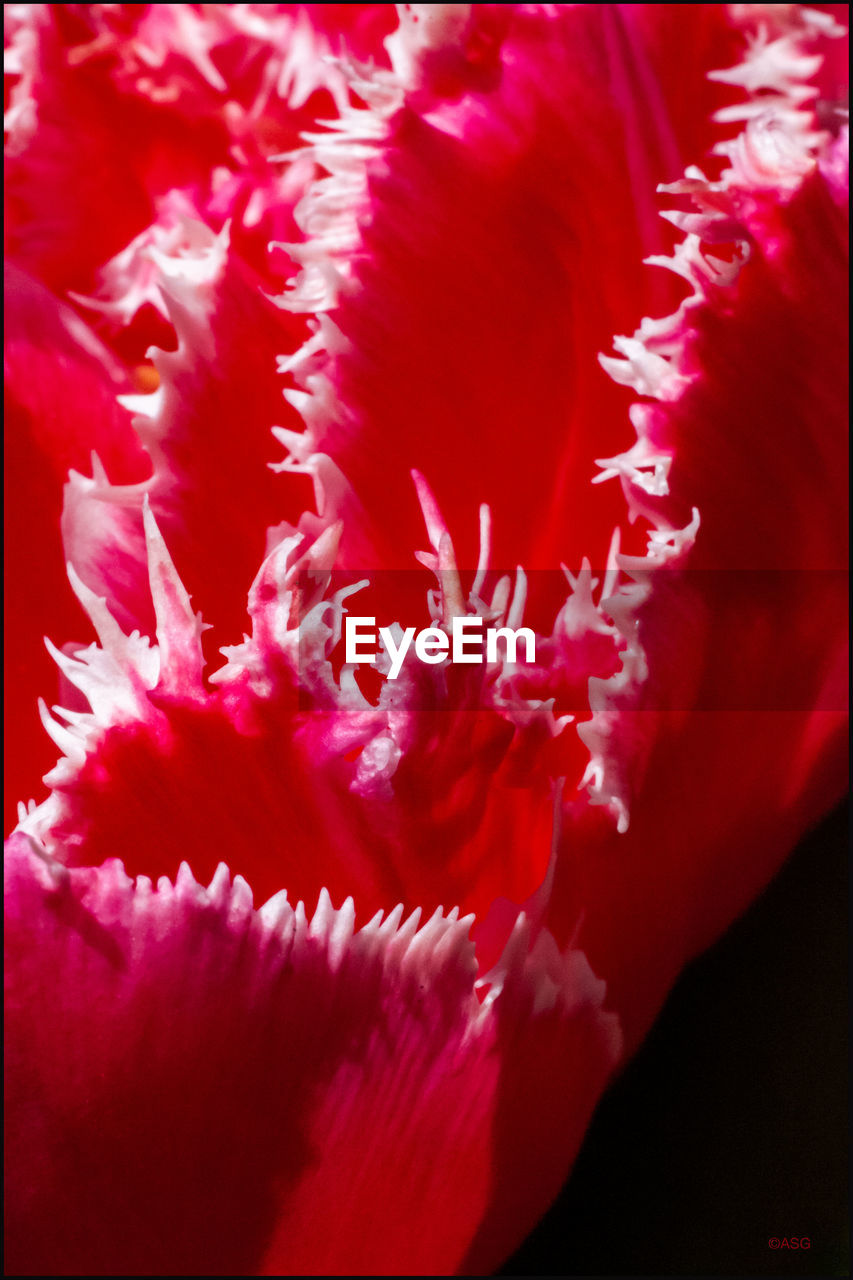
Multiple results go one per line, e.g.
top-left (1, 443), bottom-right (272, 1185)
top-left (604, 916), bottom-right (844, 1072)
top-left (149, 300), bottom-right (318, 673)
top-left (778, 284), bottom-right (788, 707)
top-left (4, 3), bottom-right (848, 1275)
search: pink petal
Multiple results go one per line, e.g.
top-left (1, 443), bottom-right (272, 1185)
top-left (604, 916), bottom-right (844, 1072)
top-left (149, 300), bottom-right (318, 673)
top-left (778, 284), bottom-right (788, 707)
top-left (33, 507), bottom-right (563, 923)
top-left (275, 4), bottom-right (747, 579)
top-left (549, 11), bottom-right (849, 1050)
top-left (4, 4), bottom-right (394, 295)
top-left (5, 834), bottom-right (619, 1275)
top-left (4, 5), bottom-right (848, 1274)
top-left (4, 264), bottom-right (148, 830)
top-left (61, 221), bottom-right (310, 663)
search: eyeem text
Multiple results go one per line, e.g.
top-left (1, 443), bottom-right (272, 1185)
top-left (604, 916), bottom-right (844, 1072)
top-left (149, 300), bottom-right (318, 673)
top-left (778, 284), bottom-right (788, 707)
top-left (344, 616), bottom-right (536, 680)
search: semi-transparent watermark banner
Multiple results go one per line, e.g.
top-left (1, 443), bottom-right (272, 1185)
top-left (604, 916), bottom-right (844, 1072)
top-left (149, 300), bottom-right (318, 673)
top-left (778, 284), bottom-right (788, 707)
top-left (288, 568), bottom-right (848, 713)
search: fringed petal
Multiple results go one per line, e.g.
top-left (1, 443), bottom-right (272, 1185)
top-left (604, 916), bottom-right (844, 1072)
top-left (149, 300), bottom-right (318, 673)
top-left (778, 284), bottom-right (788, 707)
top-left (5, 829), bottom-right (619, 1276)
top-left (549, 5), bottom-right (849, 1052)
top-left (4, 5), bottom-right (848, 1275)
top-left (4, 4), bottom-right (394, 294)
top-left (61, 218), bottom-right (309, 662)
top-left (29, 502), bottom-right (586, 924)
top-left (274, 4), bottom-right (750, 578)
top-left (3, 264), bottom-right (148, 829)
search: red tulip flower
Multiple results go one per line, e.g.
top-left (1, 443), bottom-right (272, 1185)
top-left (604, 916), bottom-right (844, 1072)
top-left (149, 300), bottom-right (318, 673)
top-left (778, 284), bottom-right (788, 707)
top-left (4, 4), bottom-right (848, 1275)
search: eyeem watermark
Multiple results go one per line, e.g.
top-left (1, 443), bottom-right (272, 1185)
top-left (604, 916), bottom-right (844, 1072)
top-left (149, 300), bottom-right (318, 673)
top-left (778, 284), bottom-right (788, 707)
top-left (291, 567), bottom-right (847, 710)
top-left (345, 615), bottom-right (536, 680)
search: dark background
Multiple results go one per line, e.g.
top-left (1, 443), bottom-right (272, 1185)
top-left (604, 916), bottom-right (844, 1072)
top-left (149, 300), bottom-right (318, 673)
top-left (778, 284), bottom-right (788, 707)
top-left (500, 801), bottom-right (849, 1278)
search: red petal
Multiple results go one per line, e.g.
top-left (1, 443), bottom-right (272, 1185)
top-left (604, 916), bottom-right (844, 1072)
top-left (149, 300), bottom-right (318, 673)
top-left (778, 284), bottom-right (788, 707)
top-left (5, 835), bottom-right (618, 1275)
top-left (62, 223), bottom-right (310, 663)
top-left (4, 6), bottom-right (848, 1273)
top-left (551, 17), bottom-right (849, 1052)
top-left (276, 4), bottom-right (745, 579)
top-left (32, 511), bottom-right (561, 923)
top-left (4, 4), bottom-right (394, 296)
top-left (3, 265), bottom-right (147, 831)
